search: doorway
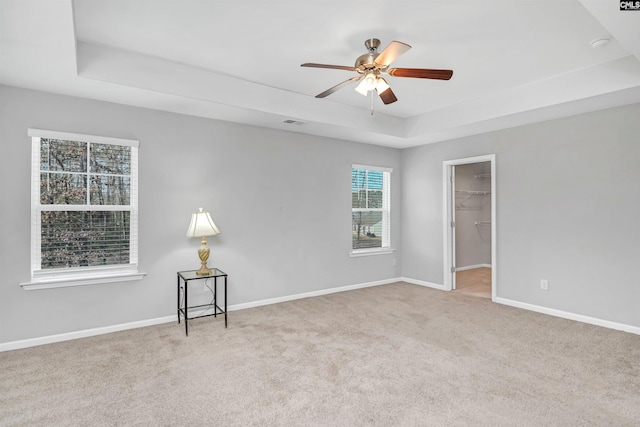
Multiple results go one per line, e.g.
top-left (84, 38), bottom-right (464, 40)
top-left (443, 155), bottom-right (496, 301)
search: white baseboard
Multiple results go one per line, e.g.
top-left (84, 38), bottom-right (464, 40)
top-left (0, 315), bottom-right (176, 352)
top-left (0, 277), bottom-right (403, 352)
top-left (455, 264), bottom-right (492, 272)
top-left (400, 277), bottom-right (447, 291)
top-left (6, 278), bottom-right (637, 352)
top-left (227, 277), bottom-right (402, 312)
top-left (495, 297), bottom-right (640, 336)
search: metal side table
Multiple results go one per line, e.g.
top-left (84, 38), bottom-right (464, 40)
top-left (177, 268), bottom-right (227, 336)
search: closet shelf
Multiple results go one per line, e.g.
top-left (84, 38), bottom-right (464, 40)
top-left (455, 189), bottom-right (491, 195)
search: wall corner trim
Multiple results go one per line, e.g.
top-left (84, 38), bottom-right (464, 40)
top-left (400, 277), bottom-right (447, 291)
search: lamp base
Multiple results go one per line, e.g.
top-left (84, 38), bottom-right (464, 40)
top-left (195, 236), bottom-right (212, 275)
top-left (196, 266), bottom-right (212, 276)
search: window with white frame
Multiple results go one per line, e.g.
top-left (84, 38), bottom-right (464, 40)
top-left (27, 129), bottom-right (141, 288)
top-left (351, 164), bottom-right (391, 253)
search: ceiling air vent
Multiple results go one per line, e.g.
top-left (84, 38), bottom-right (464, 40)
top-left (282, 119), bottom-right (305, 125)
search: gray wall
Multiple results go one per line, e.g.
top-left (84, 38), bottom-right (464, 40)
top-left (0, 85), bottom-right (401, 344)
top-left (454, 162), bottom-right (491, 268)
top-left (2, 84), bottom-right (639, 344)
top-left (401, 102), bottom-right (640, 327)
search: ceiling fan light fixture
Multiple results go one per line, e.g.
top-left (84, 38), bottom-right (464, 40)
top-left (303, 38), bottom-right (453, 107)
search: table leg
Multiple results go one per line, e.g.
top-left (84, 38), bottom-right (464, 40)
top-left (214, 277), bottom-right (217, 318)
top-left (177, 275), bottom-right (181, 324)
top-left (224, 276), bottom-right (228, 328)
top-left (185, 280), bottom-right (189, 336)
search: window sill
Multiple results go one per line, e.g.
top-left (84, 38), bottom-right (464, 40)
top-left (350, 248), bottom-right (395, 258)
top-left (20, 271), bottom-right (146, 290)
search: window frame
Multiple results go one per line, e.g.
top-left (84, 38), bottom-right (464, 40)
top-left (351, 163), bottom-right (393, 257)
top-left (22, 129), bottom-right (144, 290)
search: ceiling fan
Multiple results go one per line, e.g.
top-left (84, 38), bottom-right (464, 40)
top-left (301, 38), bottom-right (453, 105)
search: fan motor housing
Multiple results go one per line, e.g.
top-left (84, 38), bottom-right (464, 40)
top-left (355, 52), bottom-right (379, 72)
top-left (355, 38), bottom-right (384, 73)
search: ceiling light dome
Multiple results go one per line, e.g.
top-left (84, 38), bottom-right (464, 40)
top-left (591, 38), bottom-right (610, 48)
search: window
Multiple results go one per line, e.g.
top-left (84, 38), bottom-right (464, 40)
top-left (24, 129), bottom-right (143, 289)
top-left (351, 164), bottom-right (392, 254)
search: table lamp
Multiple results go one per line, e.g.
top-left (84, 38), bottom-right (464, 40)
top-left (186, 208), bottom-right (221, 275)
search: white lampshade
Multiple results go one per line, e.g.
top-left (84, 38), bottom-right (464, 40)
top-left (186, 208), bottom-right (221, 238)
top-left (375, 77), bottom-right (390, 93)
top-left (355, 83), bottom-right (369, 96)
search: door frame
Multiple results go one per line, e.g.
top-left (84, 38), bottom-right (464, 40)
top-left (442, 154), bottom-right (497, 301)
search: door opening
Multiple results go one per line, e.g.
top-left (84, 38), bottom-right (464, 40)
top-left (443, 155), bottom-right (496, 301)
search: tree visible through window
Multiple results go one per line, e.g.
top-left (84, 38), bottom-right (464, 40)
top-left (30, 129), bottom-right (138, 277)
top-left (352, 165), bottom-right (391, 251)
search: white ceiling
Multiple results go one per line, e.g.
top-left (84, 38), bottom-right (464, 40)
top-left (1, 0), bottom-right (639, 148)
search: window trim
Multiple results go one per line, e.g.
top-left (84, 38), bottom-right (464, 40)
top-left (349, 248), bottom-right (395, 258)
top-left (351, 164), bottom-right (393, 256)
top-left (22, 129), bottom-right (144, 290)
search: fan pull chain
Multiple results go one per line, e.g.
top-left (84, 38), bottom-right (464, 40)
top-left (370, 90), bottom-right (375, 115)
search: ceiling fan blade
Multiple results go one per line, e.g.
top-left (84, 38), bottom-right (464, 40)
top-left (315, 76), bottom-right (361, 98)
top-left (388, 68), bottom-right (453, 80)
top-left (374, 41), bottom-right (411, 67)
top-left (301, 63), bottom-right (357, 72)
top-left (377, 87), bottom-right (398, 105)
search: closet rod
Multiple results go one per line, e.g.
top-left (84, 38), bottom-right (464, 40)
top-left (475, 221), bottom-right (491, 226)
top-left (455, 190), bottom-right (491, 195)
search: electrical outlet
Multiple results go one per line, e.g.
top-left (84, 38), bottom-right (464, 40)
top-left (540, 279), bottom-right (549, 290)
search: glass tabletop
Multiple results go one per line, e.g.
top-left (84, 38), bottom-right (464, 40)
top-left (178, 268), bottom-right (227, 280)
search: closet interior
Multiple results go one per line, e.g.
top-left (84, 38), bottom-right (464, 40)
top-left (454, 162), bottom-right (492, 298)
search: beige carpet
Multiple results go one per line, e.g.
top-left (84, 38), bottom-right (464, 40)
top-left (1, 282), bottom-right (639, 426)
